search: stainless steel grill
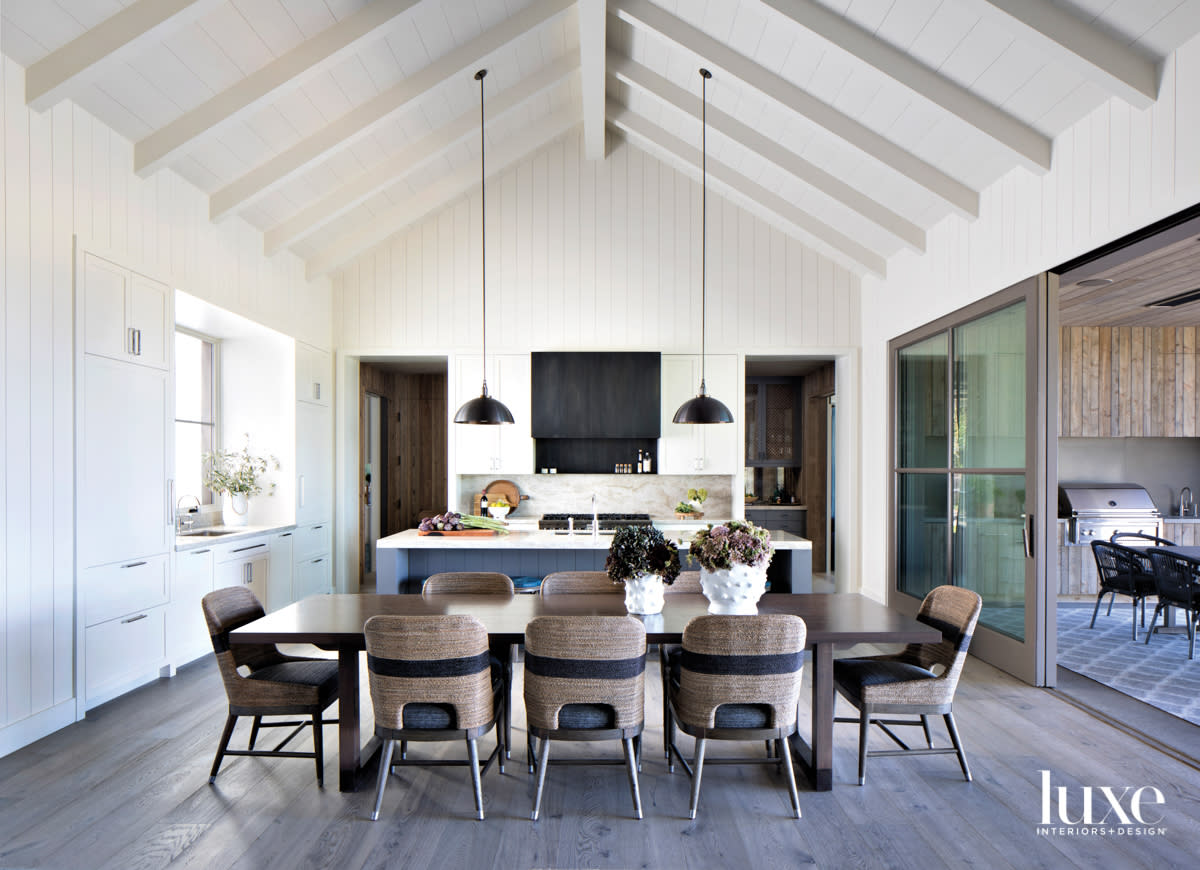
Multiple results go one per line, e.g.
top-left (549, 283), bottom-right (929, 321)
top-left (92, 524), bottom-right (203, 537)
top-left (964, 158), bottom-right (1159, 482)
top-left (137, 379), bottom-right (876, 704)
top-left (538, 513), bottom-right (653, 533)
top-left (1058, 482), bottom-right (1163, 546)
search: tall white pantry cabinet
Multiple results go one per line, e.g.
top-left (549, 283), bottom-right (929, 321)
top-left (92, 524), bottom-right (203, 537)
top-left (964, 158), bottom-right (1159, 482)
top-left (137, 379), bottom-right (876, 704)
top-left (75, 249), bottom-right (175, 710)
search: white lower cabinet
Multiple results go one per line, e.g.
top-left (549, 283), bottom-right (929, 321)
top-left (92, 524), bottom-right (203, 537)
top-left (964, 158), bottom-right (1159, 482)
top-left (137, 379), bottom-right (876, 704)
top-left (268, 531), bottom-right (295, 609)
top-left (84, 606), bottom-right (166, 707)
top-left (294, 554), bottom-right (332, 599)
top-left (168, 547), bottom-right (215, 666)
top-left (214, 539), bottom-right (270, 605)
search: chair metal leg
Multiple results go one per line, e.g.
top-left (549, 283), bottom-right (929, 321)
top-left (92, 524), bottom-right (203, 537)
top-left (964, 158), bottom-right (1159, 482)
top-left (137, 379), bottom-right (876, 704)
top-left (623, 737), bottom-right (644, 820)
top-left (400, 740), bottom-right (407, 760)
top-left (1131, 598), bottom-right (1139, 640)
top-left (1145, 604), bottom-right (1166, 644)
top-left (209, 713), bottom-right (238, 783)
top-left (1106, 593), bottom-right (1115, 616)
top-left (1188, 613), bottom-right (1196, 661)
top-left (1090, 592), bottom-right (1105, 627)
top-left (920, 714), bottom-right (934, 748)
top-left (635, 733), bottom-right (642, 773)
top-left (944, 712), bottom-right (972, 782)
top-left (531, 735), bottom-right (551, 821)
top-left (666, 704), bottom-right (676, 774)
top-left (311, 712), bottom-right (325, 787)
top-left (370, 739), bottom-right (396, 821)
top-left (527, 732), bottom-right (536, 774)
top-left (467, 737), bottom-right (485, 820)
top-left (857, 707), bottom-right (870, 786)
top-left (778, 737), bottom-right (801, 819)
top-left (688, 737), bottom-right (707, 820)
top-left (248, 714), bottom-right (262, 750)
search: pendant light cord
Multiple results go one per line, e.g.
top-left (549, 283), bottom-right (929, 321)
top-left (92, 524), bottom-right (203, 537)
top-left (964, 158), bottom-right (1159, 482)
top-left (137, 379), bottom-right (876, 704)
top-left (700, 68), bottom-right (711, 398)
top-left (477, 69), bottom-right (489, 397)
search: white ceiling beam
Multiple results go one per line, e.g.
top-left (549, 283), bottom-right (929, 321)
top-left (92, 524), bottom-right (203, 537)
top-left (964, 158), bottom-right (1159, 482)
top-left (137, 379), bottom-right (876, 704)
top-left (614, 0), bottom-right (978, 219)
top-left (970, 0), bottom-right (1158, 109)
top-left (305, 108), bottom-right (581, 279)
top-left (760, 0), bottom-right (1051, 173)
top-left (608, 101), bottom-right (887, 277)
top-left (579, 0), bottom-right (607, 160)
top-left (265, 52), bottom-right (579, 256)
top-left (134, 0), bottom-right (422, 177)
top-left (210, 0), bottom-right (574, 222)
top-left (25, 0), bottom-right (223, 112)
top-left (611, 54), bottom-right (925, 254)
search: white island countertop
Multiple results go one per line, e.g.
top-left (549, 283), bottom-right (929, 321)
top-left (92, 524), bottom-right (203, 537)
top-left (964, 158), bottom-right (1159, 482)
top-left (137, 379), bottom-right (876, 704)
top-left (377, 528), bottom-right (812, 551)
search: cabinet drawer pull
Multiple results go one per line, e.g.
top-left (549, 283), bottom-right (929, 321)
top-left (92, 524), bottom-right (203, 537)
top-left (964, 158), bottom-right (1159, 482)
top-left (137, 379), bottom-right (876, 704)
top-left (122, 561), bottom-right (148, 569)
top-left (313, 558), bottom-right (323, 564)
top-left (313, 525), bottom-right (323, 531)
top-left (233, 543), bottom-right (266, 553)
top-left (280, 532), bottom-right (292, 538)
top-left (191, 549), bottom-right (211, 555)
top-left (121, 613), bottom-right (148, 624)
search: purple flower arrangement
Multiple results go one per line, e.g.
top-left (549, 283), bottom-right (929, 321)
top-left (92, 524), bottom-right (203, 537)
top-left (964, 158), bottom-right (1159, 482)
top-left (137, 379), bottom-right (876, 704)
top-left (690, 520), bottom-right (773, 572)
top-left (606, 525), bottom-right (682, 585)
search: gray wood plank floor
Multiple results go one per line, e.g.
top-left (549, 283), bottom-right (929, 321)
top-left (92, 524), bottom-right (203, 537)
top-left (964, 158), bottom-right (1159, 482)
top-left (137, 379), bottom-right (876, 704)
top-left (2, 644), bottom-right (1199, 870)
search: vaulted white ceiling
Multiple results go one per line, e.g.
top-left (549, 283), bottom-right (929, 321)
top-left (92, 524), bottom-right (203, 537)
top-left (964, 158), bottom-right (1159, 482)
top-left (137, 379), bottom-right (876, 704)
top-left (4, 0), bottom-right (1199, 280)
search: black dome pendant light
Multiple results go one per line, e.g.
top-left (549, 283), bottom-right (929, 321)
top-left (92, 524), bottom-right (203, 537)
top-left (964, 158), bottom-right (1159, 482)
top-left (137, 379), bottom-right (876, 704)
top-left (455, 69), bottom-right (514, 426)
top-left (673, 68), bottom-right (733, 425)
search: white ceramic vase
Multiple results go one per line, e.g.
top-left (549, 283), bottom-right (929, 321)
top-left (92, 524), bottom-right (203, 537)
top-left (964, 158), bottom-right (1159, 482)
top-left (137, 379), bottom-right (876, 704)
top-left (700, 563), bottom-right (768, 615)
top-left (223, 491), bottom-right (249, 527)
top-left (624, 572), bottom-right (665, 615)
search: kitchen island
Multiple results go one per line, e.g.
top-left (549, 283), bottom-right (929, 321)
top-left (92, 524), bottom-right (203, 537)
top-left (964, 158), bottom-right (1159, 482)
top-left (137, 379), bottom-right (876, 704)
top-left (375, 527), bottom-right (813, 594)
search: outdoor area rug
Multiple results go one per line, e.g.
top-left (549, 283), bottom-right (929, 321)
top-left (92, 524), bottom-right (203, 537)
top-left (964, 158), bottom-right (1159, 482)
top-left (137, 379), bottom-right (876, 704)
top-left (1058, 603), bottom-right (1200, 726)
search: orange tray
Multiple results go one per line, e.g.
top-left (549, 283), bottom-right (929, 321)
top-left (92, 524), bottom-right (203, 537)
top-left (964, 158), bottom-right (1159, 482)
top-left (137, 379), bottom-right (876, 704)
top-left (417, 529), bottom-right (497, 536)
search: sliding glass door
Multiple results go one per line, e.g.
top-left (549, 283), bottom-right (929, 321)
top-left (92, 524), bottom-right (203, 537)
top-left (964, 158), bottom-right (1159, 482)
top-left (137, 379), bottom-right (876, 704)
top-left (890, 277), bottom-right (1054, 685)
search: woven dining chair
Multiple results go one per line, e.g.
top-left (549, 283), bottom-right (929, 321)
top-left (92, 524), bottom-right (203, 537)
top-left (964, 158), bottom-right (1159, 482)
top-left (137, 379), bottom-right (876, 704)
top-left (833, 584), bottom-right (981, 785)
top-left (422, 571), bottom-right (514, 595)
top-left (420, 570), bottom-right (514, 756)
top-left (1090, 540), bottom-right (1157, 639)
top-left (201, 586), bottom-right (339, 787)
top-left (664, 614), bottom-right (806, 819)
top-left (524, 615), bottom-right (647, 821)
top-left (540, 571), bottom-right (622, 595)
top-left (364, 614), bottom-right (505, 821)
top-left (1146, 548), bottom-right (1200, 659)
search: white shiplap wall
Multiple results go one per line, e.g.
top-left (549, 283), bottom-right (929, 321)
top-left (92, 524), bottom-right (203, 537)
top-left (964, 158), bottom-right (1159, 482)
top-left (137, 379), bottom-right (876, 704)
top-left (857, 35), bottom-right (1200, 601)
top-left (0, 53), bottom-right (332, 752)
top-left (331, 126), bottom-right (862, 355)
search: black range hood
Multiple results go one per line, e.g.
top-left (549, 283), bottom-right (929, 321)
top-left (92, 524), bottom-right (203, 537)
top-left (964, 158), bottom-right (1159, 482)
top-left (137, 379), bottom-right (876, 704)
top-left (532, 352), bottom-right (660, 473)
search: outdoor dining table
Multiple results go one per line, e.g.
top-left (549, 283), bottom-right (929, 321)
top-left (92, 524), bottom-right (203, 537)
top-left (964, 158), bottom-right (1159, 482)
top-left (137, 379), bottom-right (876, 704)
top-left (230, 592), bottom-right (941, 792)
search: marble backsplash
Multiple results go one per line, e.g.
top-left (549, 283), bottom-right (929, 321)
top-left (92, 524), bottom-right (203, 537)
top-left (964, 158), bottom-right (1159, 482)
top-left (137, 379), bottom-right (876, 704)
top-left (457, 474), bottom-right (735, 520)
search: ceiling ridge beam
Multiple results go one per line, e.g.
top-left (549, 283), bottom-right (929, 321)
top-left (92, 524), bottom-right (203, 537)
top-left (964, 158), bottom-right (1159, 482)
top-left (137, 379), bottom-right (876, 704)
top-left (760, 0), bottom-right (1051, 172)
top-left (613, 0), bottom-right (978, 219)
top-left (265, 51), bottom-right (579, 256)
top-left (305, 108), bottom-right (582, 279)
top-left (134, 0), bottom-right (423, 177)
top-left (579, 0), bottom-right (607, 160)
top-left (608, 100), bottom-right (887, 278)
top-left (610, 54), bottom-right (925, 254)
top-left (25, 0), bottom-right (223, 112)
top-left (970, 0), bottom-right (1159, 109)
top-left (209, 0), bottom-right (574, 222)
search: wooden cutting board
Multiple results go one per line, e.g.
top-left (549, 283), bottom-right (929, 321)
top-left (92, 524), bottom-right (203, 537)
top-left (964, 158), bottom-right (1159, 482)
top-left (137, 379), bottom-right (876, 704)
top-left (482, 479), bottom-right (523, 515)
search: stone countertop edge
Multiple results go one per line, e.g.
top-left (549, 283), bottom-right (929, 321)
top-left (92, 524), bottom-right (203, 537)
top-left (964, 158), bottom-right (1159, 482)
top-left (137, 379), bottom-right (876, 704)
top-left (175, 523), bottom-right (297, 552)
top-left (377, 528), bottom-right (812, 551)
top-left (744, 504), bottom-right (809, 510)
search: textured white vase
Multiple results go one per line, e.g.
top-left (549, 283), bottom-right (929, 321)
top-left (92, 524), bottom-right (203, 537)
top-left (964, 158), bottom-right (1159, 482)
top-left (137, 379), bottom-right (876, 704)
top-left (624, 572), bottom-right (665, 615)
top-left (700, 563), bottom-right (767, 615)
top-left (223, 491), bottom-right (249, 527)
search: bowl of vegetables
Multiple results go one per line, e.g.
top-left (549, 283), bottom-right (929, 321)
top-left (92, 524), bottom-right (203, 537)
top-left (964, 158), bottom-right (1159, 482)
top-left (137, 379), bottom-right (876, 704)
top-left (487, 498), bottom-right (511, 520)
top-left (417, 511), bottom-right (510, 535)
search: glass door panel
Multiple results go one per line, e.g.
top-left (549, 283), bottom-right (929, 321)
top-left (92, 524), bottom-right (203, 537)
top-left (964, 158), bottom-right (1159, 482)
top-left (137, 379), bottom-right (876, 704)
top-left (897, 334), bottom-right (948, 469)
top-left (898, 473), bottom-right (948, 600)
top-left (952, 472), bottom-right (1026, 640)
top-left (953, 304), bottom-right (1026, 469)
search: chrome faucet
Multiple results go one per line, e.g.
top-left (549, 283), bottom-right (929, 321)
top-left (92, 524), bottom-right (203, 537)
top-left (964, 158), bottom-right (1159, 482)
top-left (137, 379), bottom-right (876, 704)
top-left (1181, 486), bottom-right (1193, 517)
top-left (591, 493), bottom-right (599, 540)
top-left (176, 493), bottom-right (201, 532)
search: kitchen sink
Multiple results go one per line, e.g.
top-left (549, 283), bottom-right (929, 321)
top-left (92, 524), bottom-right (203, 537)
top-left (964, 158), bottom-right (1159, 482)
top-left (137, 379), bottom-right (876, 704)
top-left (179, 529), bottom-right (238, 537)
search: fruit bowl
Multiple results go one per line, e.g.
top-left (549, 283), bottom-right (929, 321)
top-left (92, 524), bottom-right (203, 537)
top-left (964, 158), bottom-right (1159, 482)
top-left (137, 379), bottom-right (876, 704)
top-left (488, 505), bottom-right (511, 520)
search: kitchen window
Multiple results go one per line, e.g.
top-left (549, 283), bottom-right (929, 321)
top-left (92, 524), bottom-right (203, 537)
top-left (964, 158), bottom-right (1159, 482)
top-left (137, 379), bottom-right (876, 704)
top-left (175, 329), bottom-right (219, 504)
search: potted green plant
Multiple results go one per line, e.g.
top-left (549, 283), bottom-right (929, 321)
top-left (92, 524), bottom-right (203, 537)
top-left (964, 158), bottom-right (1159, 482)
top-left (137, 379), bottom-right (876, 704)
top-left (605, 525), bottom-right (682, 615)
top-left (674, 487), bottom-right (708, 520)
top-left (203, 435), bottom-right (279, 527)
top-left (690, 519), bottom-right (774, 614)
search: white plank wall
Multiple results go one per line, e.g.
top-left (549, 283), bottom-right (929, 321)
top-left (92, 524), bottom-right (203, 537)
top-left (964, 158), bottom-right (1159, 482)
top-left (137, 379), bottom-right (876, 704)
top-left (0, 53), bottom-right (332, 749)
top-left (330, 126), bottom-right (862, 355)
top-left (857, 32), bottom-right (1200, 602)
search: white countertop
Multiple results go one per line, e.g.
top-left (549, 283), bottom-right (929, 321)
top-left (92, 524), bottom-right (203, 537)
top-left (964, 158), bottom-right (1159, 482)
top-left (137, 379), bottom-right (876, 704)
top-left (744, 504), bottom-right (808, 510)
top-left (378, 528), bottom-right (812, 551)
top-left (175, 523), bottom-right (296, 552)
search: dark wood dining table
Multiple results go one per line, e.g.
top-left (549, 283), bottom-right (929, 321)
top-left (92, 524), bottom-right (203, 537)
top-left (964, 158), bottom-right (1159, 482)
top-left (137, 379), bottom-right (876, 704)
top-left (230, 592), bottom-right (941, 792)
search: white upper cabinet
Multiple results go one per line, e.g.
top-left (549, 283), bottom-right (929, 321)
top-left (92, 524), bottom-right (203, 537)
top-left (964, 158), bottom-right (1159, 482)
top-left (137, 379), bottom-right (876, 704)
top-left (296, 342), bottom-right (331, 406)
top-left (454, 354), bottom-right (533, 475)
top-left (659, 354), bottom-right (739, 475)
top-left (296, 400), bottom-right (333, 525)
top-left (81, 252), bottom-right (169, 370)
